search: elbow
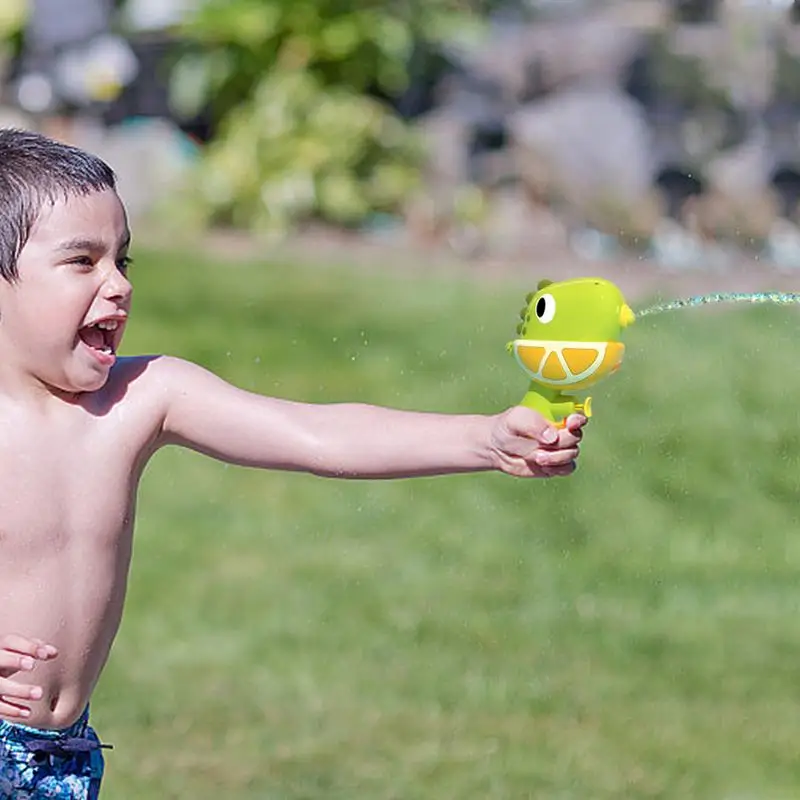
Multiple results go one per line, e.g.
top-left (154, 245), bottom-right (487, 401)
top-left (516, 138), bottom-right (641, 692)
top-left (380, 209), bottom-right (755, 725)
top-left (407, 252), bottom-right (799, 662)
top-left (294, 431), bottom-right (354, 478)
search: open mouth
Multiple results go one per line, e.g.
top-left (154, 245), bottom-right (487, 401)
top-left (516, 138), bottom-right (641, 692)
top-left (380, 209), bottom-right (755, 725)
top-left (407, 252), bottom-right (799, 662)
top-left (78, 319), bottom-right (121, 358)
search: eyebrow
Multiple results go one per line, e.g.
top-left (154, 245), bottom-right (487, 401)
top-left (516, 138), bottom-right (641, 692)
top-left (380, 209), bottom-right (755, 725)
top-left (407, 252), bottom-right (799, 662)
top-left (55, 233), bottom-right (131, 254)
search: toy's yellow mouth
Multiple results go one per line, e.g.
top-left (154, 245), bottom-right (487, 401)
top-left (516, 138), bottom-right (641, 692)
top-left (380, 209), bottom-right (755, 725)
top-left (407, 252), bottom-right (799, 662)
top-left (511, 339), bottom-right (625, 389)
top-left (620, 303), bottom-right (635, 328)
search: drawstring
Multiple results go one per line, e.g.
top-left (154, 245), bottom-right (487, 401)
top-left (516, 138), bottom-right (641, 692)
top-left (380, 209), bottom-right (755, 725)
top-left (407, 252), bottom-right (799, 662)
top-left (24, 736), bottom-right (113, 759)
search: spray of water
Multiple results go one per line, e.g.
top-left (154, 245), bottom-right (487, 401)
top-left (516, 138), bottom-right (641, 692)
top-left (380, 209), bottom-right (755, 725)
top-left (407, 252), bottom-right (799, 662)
top-left (635, 291), bottom-right (800, 318)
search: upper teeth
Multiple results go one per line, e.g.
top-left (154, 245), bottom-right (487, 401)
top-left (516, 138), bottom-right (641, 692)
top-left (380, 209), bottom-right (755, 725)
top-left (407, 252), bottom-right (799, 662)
top-left (97, 320), bottom-right (119, 330)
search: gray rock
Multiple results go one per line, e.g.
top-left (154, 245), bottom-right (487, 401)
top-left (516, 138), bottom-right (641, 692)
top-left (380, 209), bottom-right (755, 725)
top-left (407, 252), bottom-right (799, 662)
top-left (508, 84), bottom-right (656, 213)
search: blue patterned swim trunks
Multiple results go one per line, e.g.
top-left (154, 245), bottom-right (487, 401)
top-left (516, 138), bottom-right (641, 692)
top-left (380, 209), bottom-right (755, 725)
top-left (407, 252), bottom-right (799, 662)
top-left (0, 706), bottom-right (110, 799)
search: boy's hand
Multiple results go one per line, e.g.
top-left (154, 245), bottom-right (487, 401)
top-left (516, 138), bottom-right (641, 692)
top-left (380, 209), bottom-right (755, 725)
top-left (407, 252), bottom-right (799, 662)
top-left (0, 634), bottom-right (58, 718)
top-left (489, 407), bottom-right (587, 478)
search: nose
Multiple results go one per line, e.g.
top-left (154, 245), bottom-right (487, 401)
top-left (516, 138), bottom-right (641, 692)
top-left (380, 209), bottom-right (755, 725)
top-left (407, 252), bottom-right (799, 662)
top-left (101, 263), bottom-right (133, 303)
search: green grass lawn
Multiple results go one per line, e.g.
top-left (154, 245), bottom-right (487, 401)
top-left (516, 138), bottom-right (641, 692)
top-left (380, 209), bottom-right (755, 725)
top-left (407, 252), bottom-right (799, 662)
top-left (93, 246), bottom-right (800, 799)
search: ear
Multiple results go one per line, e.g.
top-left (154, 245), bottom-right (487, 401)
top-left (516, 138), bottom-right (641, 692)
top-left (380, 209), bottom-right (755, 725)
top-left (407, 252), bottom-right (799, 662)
top-left (537, 279), bottom-right (553, 290)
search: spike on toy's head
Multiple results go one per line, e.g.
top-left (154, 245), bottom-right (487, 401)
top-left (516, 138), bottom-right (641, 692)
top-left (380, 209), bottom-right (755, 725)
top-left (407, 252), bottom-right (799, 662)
top-left (516, 277), bottom-right (633, 343)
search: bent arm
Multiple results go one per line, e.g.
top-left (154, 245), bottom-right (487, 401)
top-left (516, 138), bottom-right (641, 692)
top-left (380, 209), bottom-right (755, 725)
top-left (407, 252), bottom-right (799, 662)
top-left (155, 356), bottom-right (496, 478)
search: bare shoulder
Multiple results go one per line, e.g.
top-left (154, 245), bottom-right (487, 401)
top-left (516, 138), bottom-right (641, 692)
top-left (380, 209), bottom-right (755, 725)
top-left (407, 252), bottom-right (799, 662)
top-left (102, 354), bottom-right (173, 397)
top-left (108, 354), bottom-right (206, 385)
top-left (86, 354), bottom-right (196, 422)
top-left (105, 353), bottom-right (240, 418)
top-left (116, 354), bottom-right (228, 396)
top-left (101, 355), bottom-right (213, 407)
top-left (72, 355), bottom-right (236, 461)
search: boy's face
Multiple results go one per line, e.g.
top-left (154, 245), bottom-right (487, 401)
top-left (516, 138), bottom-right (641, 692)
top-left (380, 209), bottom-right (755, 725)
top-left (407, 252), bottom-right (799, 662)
top-left (0, 188), bottom-right (133, 396)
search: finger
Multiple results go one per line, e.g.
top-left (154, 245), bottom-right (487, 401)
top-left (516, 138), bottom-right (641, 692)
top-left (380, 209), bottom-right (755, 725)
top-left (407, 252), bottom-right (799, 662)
top-left (564, 413), bottom-right (588, 433)
top-left (532, 447), bottom-right (579, 468)
top-left (0, 696), bottom-right (32, 719)
top-left (535, 417), bottom-right (586, 451)
top-left (29, 639), bottom-right (58, 659)
top-left (507, 407), bottom-right (559, 445)
top-left (552, 428), bottom-right (583, 450)
top-left (0, 635), bottom-right (57, 661)
top-left (502, 428), bottom-right (559, 462)
top-left (0, 651), bottom-right (35, 677)
top-left (564, 416), bottom-right (586, 441)
top-left (541, 461), bottom-right (577, 478)
top-left (0, 634), bottom-right (41, 656)
top-left (550, 417), bottom-right (587, 447)
top-left (0, 678), bottom-right (43, 701)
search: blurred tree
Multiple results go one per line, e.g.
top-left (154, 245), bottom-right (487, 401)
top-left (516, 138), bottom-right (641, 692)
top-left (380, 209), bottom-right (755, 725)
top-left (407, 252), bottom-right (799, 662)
top-left (166, 0), bottom-right (490, 234)
top-left (0, 0), bottom-right (27, 39)
top-left (773, 40), bottom-right (800, 105)
top-left (0, 0), bottom-right (27, 79)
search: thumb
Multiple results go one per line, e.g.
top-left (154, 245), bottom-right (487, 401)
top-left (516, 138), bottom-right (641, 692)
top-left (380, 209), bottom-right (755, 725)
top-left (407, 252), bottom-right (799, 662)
top-left (538, 423), bottom-right (559, 444)
top-left (509, 406), bottom-right (558, 444)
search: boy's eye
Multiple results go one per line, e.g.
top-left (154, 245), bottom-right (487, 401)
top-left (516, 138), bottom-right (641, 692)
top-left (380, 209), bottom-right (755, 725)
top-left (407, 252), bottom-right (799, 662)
top-left (117, 256), bottom-right (133, 273)
top-left (68, 256), bottom-right (94, 269)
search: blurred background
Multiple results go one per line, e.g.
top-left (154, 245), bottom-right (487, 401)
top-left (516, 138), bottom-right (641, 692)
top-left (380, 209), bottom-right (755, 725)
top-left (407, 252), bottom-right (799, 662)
top-left (3, 0), bottom-right (800, 272)
top-left (4, 3), bottom-right (800, 798)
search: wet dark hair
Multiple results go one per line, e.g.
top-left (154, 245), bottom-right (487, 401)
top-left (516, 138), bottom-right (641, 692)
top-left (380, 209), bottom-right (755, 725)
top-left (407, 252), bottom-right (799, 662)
top-left (0, 128), bottom-right (117, 281)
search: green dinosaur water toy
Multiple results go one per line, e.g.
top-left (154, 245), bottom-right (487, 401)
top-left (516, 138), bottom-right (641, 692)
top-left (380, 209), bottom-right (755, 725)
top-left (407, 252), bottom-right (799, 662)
top-left (507, 277), bottom-right (635, 426)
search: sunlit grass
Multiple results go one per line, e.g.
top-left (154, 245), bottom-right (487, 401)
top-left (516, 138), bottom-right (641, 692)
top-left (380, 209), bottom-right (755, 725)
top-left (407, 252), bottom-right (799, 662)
top-left (94, 246), bottom-right (800, 798)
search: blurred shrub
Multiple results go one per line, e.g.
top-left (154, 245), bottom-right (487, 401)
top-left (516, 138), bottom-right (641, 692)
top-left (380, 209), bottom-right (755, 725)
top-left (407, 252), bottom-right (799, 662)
top-left (0, 0), bottom-right (26, 39)
top-left (170, 0), bottom-right (481, 235)
top-left (0, 0), bottom-right (26, 74)
top-left (773, 42), bottom-right (800, 105)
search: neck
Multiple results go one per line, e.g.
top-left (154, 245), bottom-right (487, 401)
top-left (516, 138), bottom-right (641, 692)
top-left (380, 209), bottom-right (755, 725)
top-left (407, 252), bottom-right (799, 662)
top-left (0, 344), bottom-right (80, 411)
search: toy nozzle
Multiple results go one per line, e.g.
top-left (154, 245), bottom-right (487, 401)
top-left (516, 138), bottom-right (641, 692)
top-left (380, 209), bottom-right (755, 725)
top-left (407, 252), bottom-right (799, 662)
top-left (619, 303), bottom-right (635, 329)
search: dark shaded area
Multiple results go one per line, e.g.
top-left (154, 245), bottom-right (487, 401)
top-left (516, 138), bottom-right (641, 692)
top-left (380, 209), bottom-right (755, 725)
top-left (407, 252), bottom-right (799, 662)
top-left (655, 168), bottom-right (704, 219)
top-left (101, 36), bottom-right (215, 142)
top-left (371, 40), bottom-right (457, 121)
top-left (770, 167), bottom-right (800, 219)
top-left (670, 0), bottom-right (719, 24)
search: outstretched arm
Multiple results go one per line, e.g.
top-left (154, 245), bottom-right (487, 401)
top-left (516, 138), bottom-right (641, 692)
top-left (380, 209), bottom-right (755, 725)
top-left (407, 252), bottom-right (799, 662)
top-left (154, 357), bottom-right (586, 479)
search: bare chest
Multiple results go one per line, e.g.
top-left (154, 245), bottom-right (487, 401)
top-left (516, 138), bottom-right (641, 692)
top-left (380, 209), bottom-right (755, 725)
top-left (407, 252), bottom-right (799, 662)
top-left (0, 421), bottom-right (142, 557)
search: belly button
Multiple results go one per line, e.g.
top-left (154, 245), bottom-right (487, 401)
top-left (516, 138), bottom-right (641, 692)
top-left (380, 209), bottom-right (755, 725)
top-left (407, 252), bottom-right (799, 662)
top-left (49, 694), bottom-right (58, 712)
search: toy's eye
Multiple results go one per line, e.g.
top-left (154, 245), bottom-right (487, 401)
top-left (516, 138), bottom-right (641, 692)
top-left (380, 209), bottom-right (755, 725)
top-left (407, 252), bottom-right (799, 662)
top-left (535, 293), bottom-right (556, 323)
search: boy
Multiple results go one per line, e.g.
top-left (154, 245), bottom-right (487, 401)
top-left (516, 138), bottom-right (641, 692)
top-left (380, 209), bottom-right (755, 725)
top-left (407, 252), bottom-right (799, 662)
top-left (0, 128), bottom-right (587, 798)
